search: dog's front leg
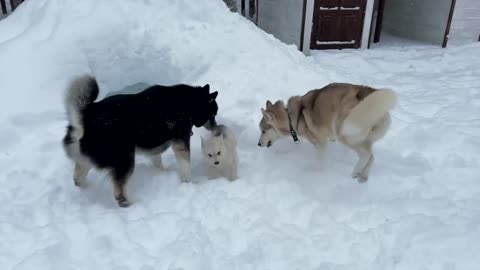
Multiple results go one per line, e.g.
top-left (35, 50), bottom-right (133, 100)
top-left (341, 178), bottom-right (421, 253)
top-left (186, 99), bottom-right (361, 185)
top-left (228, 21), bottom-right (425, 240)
top-left (74, 162), bottom-right (91, 187)
top-left (172, 140), bottom-right (192, 182)
top-left (312, 137), bottom-right (327, 155)
top-left (313, 139), bottom-right (330, 170)
top-left (227, 154), bottom-right (239, 181)
top-left (207, 164), bottom-right (220, 180)
top-left (152, 154), bottom-right (165, 170)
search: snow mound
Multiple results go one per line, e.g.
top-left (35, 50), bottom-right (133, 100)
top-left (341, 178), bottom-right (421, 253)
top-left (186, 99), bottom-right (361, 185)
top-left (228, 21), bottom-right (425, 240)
top-left (0, 0), bottom-right (338, 118)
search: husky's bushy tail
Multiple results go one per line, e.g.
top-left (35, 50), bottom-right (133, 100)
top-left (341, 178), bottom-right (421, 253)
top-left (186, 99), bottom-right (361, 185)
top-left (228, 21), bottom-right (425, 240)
top-left (340, 88), bottom-right (397, 143)
top-left (64, 75), bottom-right (99, 141)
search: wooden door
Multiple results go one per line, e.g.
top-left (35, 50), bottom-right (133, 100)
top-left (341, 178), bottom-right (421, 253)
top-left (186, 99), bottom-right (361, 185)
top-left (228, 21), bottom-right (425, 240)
top-left (310, 0), bottom-right (367, 50)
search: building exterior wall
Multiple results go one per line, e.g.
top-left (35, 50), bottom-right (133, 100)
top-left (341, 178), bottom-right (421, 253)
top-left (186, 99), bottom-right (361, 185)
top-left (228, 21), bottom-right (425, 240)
top-left (383, 0), bottom-right (452, 45)
top-left (449, 0), bottom-right (480, 44)
top-left (257, 0), bottom-right (304, 48)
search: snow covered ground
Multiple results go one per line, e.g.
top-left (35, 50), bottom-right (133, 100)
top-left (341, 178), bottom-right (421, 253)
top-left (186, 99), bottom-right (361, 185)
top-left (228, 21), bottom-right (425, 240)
top-left (0, 1), bottom-right (479, 269)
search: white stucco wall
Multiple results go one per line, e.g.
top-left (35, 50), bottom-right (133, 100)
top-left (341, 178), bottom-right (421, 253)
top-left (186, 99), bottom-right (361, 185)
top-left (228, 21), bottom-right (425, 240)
top-left (257, 0), bottom-right (304, 48)
top-left (449, 0), bottom-right (480, 44)
top-left (383, 0), bottom-right (453, 45)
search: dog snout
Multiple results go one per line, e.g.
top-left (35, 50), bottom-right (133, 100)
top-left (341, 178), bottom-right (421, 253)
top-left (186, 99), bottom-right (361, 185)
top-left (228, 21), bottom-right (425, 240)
top-left (214, 161), bottom-right (220, 165)
top-left (267, 141), bottom-right (272, 147)
top-left (258, 142), bottom-right (262, 147)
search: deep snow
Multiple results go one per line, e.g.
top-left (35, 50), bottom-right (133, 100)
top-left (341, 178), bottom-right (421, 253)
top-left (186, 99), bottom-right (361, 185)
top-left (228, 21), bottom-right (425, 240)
top-left (0, 1), bottom-right (479, 270)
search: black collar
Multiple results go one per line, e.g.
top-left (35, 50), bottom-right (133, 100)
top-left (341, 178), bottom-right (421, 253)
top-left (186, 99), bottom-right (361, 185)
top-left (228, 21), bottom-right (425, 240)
top-left (285, 108), bottom-right (299, 144)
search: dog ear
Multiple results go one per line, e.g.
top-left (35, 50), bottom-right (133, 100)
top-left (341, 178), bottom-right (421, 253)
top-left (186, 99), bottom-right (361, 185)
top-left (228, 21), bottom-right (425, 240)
top-left (266, 100), bottom-right (273, 109)
top-left (261, 108), bottom-right (273, 122)
top-left (208, 91), bottom-right (218, 103)
top-left (203, 84), bottom-right (210, 92)
top-left (214, 129), bottom-right (223, 137)
top-left (274, 100), bottom-right (284, 108)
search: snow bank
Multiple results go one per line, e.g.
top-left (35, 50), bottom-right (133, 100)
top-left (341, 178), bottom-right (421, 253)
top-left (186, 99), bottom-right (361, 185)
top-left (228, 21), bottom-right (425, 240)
top-left (0, 0), bottom-right (337, 119)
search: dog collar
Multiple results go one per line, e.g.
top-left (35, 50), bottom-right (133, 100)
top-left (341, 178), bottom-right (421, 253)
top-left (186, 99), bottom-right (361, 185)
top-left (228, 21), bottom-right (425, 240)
top-left (285, 108), bottom-right (299, 144)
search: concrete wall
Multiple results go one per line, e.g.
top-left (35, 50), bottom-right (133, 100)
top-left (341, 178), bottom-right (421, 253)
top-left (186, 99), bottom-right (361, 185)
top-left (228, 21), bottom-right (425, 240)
top-left (257, 0), bottom-right (304, 48)
top-left (449, 0), bottom-right (480, 44)
top-left (383, 0), bottom-right (453, 45)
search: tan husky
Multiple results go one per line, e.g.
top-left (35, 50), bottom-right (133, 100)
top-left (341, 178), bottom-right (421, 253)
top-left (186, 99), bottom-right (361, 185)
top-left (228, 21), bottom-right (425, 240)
top-left (257, 83), bottom-right (396, 182)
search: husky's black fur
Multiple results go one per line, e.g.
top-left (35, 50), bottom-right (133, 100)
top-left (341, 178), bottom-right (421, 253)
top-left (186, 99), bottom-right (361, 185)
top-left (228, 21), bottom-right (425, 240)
top-left (62, 75), bottom-right (218, 207)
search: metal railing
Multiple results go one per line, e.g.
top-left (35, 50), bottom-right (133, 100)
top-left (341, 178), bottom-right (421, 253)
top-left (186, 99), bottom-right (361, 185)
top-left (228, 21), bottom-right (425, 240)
top-left (1, 0), bottom-right (23, 15)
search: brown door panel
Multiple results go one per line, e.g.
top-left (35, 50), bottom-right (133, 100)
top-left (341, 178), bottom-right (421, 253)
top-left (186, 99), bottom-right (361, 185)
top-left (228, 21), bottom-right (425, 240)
top-left (341, 0), bottom-right (362, 8)
top-left (341, 14), bottom-right (361, 41)
top-left (318, 13), bottom-right (342, 41)
top-left (320, 0), bottom-right (340, 8)
top-left (311, 0), bottom-right (366, 49)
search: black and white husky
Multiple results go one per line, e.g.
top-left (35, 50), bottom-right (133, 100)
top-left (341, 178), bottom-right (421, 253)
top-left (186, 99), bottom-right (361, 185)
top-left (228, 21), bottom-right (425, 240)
top-left (62, 75), bottom-right (218, 207)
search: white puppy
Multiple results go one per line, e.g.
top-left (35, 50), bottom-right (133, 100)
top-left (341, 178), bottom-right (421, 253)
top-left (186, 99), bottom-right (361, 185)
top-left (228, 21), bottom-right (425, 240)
top-left (201, 124), bottom-right (238, 181)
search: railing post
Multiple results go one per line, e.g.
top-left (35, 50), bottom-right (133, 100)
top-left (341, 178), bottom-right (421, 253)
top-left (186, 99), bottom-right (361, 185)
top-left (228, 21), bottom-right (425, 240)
top-left (1, 0), bottom-right (7, 15)
top-left (10, 0), bottom-right (24, 12)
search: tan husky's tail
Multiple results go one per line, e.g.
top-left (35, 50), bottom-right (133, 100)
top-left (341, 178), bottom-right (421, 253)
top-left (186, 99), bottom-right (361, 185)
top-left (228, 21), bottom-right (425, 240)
top-left (340, 89), bottom-right (397, 142)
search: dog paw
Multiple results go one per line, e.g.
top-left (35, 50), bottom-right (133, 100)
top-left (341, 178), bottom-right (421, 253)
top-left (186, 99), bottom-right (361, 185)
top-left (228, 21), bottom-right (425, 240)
top-left (153, 163), bottom-right (165, 170)
top-left (180, 176), bottom-right (192, 183)
top-left (157, 165), bottom-right (175, 172)
top-left (352, 173), bottom-right (368, 183)
top-left (207, 172), bottom-right (221, 180)
top-left (73, 178), bottom-right (87, 188)
top-left (116, 196), bottom-right (131, 208)
top-left (178, 169), bottom-right (192, 182)
top-left (227, 175), bottom-right (239, 181)
top-left (356, 176), bottom-right (368, 183)
top-left (162, 165), bottom-right (176, 172)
